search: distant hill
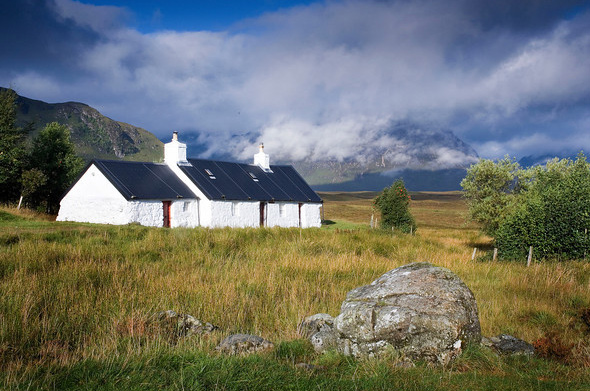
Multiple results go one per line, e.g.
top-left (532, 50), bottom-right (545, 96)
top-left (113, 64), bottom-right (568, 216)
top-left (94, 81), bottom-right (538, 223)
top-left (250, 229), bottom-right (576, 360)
top-left (518, 151), bottom-right (585, 168)
top-left (176, 122), bottom-right (479, 191)
top-left (4, 88), bottom-right (163, 162)
top-left (290, 122), bottom-right (478, 191)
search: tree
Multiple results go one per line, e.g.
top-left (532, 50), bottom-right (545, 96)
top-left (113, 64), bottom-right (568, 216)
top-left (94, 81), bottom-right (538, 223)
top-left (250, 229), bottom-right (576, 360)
top-left (460, 156), bottom-right (521, 236)
top-left (29, 122), bottom-right (83, 213)
top-left (374, 179), bottom-right (416, 233)
top-left (19, 168), bottom-right (47, 209)
top-left (0, 88), bottom-right (27, 202)
top-left (495, 154), bottom-right (590, 260)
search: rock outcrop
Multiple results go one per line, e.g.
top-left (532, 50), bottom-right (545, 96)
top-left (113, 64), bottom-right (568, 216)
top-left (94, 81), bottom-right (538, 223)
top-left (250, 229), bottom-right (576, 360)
top-left (306, 262), bottom-right (482, 365)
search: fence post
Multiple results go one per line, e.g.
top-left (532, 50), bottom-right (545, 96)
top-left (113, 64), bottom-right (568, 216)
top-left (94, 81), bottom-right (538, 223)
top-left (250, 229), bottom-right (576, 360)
top-left (527, 246), bottom-right (533, 267)
top-left (493, 248), bottom-right (498, 261)
top-left (370, 214), bottom-right (374, 229)
top-left (471, 248), bottom-right (477, 260)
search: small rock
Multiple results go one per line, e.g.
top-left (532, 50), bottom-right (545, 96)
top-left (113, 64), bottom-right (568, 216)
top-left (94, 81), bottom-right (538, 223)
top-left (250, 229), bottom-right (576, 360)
top-left (483, 334), bottom-right (534, 356)
top-left (297, 313), bottom-right (334, 339)
top-left (216, 334), bottom-right (274, 355)
top-left (310, 329), bottom-right (338, 352)
top-left (155, 310), bottom-right (219, 338)
top-left (157, 310), bottom-right (177, 320)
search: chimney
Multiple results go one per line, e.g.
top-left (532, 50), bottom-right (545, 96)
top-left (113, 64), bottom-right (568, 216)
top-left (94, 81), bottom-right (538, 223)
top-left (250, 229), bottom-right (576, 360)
top-left (254, 143), bottom-right (271, 172)
top-left (165, 131), bottom-right (188, 165)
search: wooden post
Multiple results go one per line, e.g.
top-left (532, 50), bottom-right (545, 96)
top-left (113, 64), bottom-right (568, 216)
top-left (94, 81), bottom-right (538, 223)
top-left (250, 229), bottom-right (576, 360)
top-left (17, 195), bottom-right (23, 210)
top-left (370, 214), bottom-right (374, 229)
top-left (471, 247), bottom-right (477, 260)
top-left (527, 246), bottom-right (533, 267)
top-left (493, 248), bottom-right (498, 261)
top-left (410, 226), bottom-right (413, 235)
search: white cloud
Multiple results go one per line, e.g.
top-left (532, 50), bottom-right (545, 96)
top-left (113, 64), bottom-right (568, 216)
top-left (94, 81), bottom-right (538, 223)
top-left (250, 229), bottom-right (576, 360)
top-left (5, 0), bottom-right (590, 162)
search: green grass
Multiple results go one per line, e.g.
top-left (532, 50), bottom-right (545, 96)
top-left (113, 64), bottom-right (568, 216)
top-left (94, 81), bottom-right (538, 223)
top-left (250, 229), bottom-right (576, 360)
top-left (1, 194), bottom-right (589, 390)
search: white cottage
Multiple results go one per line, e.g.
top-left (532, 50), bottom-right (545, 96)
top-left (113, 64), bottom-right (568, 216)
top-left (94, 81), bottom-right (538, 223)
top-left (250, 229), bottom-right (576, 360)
top-left (57, 133), bottom-right (323, 228)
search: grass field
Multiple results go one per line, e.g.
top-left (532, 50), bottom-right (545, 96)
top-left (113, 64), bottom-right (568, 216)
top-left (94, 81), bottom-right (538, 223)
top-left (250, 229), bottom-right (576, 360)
top-left (1, 192), bottom-right (589, 390)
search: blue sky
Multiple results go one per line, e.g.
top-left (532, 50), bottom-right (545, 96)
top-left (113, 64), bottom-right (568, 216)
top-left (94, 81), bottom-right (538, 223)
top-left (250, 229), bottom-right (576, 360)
top-left (88, 0), bottom-right (318, 32)
top-left (2, 0), bottom-right (590, 165)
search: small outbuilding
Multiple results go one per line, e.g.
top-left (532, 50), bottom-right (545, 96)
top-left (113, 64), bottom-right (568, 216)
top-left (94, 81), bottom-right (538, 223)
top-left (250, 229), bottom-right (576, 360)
top-left (57, 133), bottom-right (323, 228)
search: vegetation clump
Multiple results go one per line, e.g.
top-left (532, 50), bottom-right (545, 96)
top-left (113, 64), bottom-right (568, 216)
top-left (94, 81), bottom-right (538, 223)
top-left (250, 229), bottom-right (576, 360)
top-left (374, 179), bottom-right (417, 233)
top-left (0, 89), bottom-right (83, 212)
top-left (462, 154), bottom-right (590, 260)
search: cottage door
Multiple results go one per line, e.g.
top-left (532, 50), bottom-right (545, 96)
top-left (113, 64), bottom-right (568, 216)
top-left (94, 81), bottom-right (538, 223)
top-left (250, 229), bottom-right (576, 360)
top-left (259, 202), bottom-right (266, 227)
top-left (298, 203), bottom-right (303, 228)
top-left (163, 201), bottom-right (171, 228)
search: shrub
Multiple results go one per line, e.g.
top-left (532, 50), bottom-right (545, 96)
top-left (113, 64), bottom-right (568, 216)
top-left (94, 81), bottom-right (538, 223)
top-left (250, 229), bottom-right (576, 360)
top-left (460, 156), bottom-right (521, 236)
top-left (533, 331), bottom-right (573, 363)
top-left (463, 153), bottom-right (590, 260)
top-left (373, 179), bottom-right (416, 233)
top-left (495, 155), bottom-right (590, 260)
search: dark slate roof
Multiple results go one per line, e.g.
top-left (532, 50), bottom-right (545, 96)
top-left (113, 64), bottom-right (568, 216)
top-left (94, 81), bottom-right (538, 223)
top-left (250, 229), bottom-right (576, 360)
top-left (91, 160), bottom-right (196, 200)
top-left (180, 159), bottom-right (322, 203)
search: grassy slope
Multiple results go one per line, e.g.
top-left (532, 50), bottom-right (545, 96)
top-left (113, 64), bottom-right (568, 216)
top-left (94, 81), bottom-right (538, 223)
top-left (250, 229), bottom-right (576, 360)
top-left (0, 194), bottom-right (589, 390)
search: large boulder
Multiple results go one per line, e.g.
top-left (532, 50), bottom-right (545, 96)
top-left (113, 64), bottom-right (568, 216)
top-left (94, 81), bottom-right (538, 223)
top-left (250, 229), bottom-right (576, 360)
top-left (313, 262), bottom-right (481, 365)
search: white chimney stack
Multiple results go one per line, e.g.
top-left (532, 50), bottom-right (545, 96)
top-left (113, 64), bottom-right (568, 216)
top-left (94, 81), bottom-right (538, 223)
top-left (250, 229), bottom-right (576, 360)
top-left (165, 131), bottom-right (188, 166)
top-left (254, 143), bottom-right (271, 172)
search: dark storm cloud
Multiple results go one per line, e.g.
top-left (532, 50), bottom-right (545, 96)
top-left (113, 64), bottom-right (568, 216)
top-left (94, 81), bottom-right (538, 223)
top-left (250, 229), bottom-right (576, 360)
top-left (0, 0), bottom-right (127, 86)
top-left (0, 1), bottom-right (92, 72)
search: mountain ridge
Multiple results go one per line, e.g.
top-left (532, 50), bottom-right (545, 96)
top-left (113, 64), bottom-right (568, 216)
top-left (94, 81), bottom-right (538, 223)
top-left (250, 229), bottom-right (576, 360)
top-left (4, 87), bottom-right (163, 163)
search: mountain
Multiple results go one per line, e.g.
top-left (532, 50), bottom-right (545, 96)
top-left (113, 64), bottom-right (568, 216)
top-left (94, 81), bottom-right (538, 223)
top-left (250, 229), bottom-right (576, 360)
top-left (518, 151), bottom-right (585, 168)
top-left (7, 88), bottom-right (478, 191)
top-left (290, 122), bottom-right (478, 190)
top-left (5, 88), bottom-right (163, 162)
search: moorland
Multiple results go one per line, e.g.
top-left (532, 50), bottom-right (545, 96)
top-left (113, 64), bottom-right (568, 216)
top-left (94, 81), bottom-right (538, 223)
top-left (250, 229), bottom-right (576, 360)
top-left (1, 191), bottom-right (589, 390)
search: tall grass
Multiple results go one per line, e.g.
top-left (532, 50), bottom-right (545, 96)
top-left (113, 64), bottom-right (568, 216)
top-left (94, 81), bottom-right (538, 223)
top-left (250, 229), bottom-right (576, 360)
top-left (1, 193), bottom-right (589, 389)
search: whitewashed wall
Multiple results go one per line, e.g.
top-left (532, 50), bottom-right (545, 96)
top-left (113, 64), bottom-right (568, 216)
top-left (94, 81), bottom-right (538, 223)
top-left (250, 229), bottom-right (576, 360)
top-left (170, 200), bottom-right (200, 228)
top-left (265, 202), bottom-right (297, 228)
top-left (300, 203), bottom-right (322, 228)
top-left (209, 200), bottom-right (259, 228)
top-left (57, 164), bottom-right (132, 225)
top-left (125, 200), bottom-right (163, 227)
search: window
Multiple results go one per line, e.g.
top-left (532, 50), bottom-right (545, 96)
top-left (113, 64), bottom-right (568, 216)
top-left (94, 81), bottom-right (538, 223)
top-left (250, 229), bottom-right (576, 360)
top-left (231, 202), bottom-right (239, 216)
top-left (248, 172), bottom-right (259, 182)
top-left (205, 169), bottom-right (216, 179)
top-left (279, 203), bottom-right (286, 217)
top-left (183, 201), bottom-right (190, 212)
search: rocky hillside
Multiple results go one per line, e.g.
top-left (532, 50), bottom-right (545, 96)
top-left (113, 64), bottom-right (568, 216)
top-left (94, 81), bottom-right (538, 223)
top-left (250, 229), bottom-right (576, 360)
top-left (287, 122), bottom-right (478, 191)
top-left (6, 88), bottom-right (163, 162)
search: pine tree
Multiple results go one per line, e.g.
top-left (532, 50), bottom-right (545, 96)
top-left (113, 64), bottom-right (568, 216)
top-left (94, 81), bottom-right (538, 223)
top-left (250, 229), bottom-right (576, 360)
top-left (374, 179), bottom-right (416, 233)
top-left (0, 88), bottom-right (27, 202)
